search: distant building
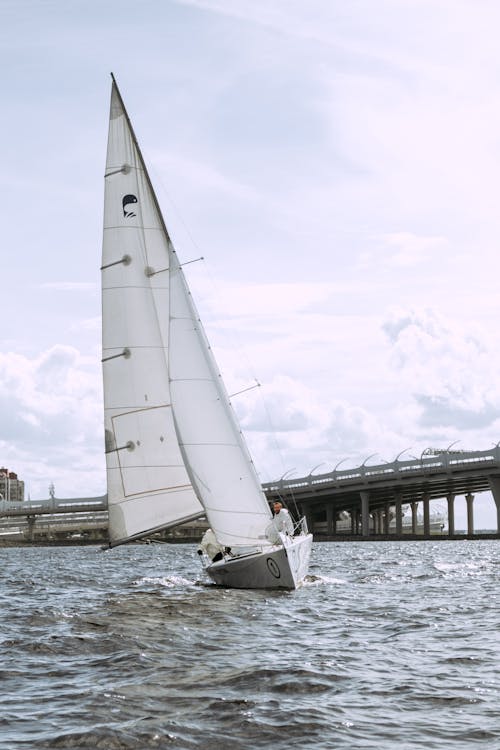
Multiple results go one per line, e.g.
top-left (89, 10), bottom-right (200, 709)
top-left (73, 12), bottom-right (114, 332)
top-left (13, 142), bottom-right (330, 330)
top-left (0, 468), bottom-right (25, 502)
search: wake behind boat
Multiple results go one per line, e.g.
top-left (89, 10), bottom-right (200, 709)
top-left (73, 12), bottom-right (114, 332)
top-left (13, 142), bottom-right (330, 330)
top-left (101, 75), bottom-right (312, 589)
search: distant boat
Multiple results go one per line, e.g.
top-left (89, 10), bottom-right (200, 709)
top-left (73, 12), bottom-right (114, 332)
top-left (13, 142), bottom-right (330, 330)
top-left (101, 76), bottom-right (312, 589)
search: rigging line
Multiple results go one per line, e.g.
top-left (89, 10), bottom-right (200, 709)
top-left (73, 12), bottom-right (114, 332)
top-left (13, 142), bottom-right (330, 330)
top-left (277, 479), bottom-right (301, 525)
top-left (148, 161), bottom-right (261, 407)
top-left (272, 483), bottom-right (300, 521)
top-left (146, 174), bottom-right (263, 430)
top-left (180, 260), bottom-right (284, 503)
top-left (254, 386), bottom-right (301, 520)
top-left (147, 162), bottom-right (205, 257)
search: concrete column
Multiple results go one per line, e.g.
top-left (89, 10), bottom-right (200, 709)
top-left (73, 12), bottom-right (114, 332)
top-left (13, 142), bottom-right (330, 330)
top-left (350, 511), bottom-right (356, 535)
top-left (465, 492), bottom-right (474, 535)
top-left (411, 502), bottom-right (418, 534)
top-left (395, 494), bottom-right (403, 535)
top-left (360, 491), bottom-right (370, 537)
top-left (384, 503), bottom-right (390, 535)
top-left (422, 493), bottom-right (430, 536)
top-left (447, 493), bottom-right (455, 537)
top-left (326, 504), bottom-right (335, 536)
top-left (488, 476), bottom-right (500, 533)
top-left (27, 515), bottom-right (36, 542)
top-left (378, 509), bottom-right (385, 535)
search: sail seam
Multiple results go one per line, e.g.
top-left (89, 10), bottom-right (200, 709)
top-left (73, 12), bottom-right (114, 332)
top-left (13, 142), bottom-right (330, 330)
top-left (103, 224), bottom-right (165, 231)
top-left (102, 285), bottom-right (169, 290)
top-left (179, 439), bottom-right (245, 444)
top-left (102, 345), bottom-right (169, 351)
top-left (109, 486), bottom-right (194, 503)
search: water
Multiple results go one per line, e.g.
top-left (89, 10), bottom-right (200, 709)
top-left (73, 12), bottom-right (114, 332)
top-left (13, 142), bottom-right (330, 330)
top-left (1, 541), bottom-right (499, 749)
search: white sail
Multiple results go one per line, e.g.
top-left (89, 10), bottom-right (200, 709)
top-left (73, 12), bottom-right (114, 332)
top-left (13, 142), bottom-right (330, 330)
top-left (169, 253), bottom-right (272, 548)
top-left (102, 80), bottom-right (203, 546)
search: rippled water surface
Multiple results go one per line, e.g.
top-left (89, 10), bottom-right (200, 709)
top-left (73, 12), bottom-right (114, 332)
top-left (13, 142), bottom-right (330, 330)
top-left (1, 540), bottom-right (499, 749)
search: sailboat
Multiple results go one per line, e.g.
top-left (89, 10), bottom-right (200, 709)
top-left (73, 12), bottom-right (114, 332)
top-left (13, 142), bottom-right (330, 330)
top-left (101, 75), bottom-right (312, 589)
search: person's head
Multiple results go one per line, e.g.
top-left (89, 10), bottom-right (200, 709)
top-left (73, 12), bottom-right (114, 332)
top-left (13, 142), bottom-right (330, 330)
top-left (273, 501), bottom-right (283, 514)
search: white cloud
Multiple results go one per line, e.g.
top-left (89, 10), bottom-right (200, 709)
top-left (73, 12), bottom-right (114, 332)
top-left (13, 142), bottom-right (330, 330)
top-left (0, 347), bottom-right (103, 499)
top-left (382, 307), bottom-right (500, 435)
top-left (40, 282), bottom-right (97, 292)
top-left (360, 233), bottom-right (449, 269)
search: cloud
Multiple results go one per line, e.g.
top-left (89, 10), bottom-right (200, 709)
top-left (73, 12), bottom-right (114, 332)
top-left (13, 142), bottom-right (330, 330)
top-left (0, 346), bottom-right (103, 499)
top-left (360, 232), bottom-right (449, 269)
top-left (233, 373), bottom-right (405, 481)
top-left (382, 307), bottom-right (500, 431)
top-left (415, 394), bottom-right (499, 429)
top-left (40, 282), bottom-right (97, 292)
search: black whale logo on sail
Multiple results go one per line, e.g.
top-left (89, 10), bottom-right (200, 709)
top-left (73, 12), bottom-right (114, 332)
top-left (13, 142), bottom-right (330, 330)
top-left (122, 194), bottom-right (138, 217)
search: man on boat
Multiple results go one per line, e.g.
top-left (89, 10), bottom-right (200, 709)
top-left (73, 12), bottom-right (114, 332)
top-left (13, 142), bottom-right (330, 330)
top-left (198, 528), bottom-right (225, 562)
top-left (270, 501), bottom-right (294, 538)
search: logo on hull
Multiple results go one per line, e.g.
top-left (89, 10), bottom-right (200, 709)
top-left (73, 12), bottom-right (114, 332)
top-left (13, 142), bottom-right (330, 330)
top-left (266, 558), bottom-right (281, 578)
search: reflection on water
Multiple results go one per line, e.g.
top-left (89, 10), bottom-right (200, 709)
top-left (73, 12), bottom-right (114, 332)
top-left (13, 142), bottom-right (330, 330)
top-left (1, 540), bottom-right (499, 749)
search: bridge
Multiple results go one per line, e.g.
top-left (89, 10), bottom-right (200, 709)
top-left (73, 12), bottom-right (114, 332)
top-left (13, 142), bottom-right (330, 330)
top-left (1, 447), bottom-right (500, 542)
top-left (0, 496), bottom-right (109, 543)
top-left (263, 447), bottom-right (500, 539)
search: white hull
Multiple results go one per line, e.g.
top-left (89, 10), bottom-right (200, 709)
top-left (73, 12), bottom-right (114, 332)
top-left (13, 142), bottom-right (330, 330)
top-left (205, 533), bottom-right (313, 590)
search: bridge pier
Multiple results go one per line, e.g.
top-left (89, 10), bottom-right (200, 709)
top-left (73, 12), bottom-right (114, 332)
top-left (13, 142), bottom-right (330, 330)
top-left (488, 477), bottom-right (500, 533)
top-left (360, 491), bottom-right (370, 537)
top-left (422, 493), bottom-right (430, 536)
top-left (466, 492), bottom-right (474, 535)
top-left (447, 493), bottom-right (455, 536)
top-left (395, 494), bottom-right (403, 535)
top-left (27, 515), bottom-right (36, 542)
top-left (384, 502), bottom-right (390, 535)
top-left (411, 501), bottom-right (418, 534)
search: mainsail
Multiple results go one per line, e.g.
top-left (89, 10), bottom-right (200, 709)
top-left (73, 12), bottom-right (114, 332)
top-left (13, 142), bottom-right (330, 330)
top-left (102, 77), bottom-right (272, 548)
top-left (102, 78), bottom-right (203, 546)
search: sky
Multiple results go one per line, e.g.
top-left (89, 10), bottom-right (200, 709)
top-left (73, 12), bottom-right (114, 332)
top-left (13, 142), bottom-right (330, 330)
top-left (1, 0), bottom-right (500, 528)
